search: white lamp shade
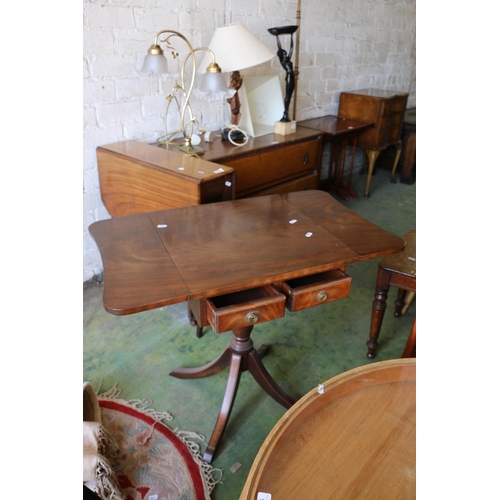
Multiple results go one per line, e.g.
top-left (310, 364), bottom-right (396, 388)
top-left (141, 53), bottom-right (169, 74)
top-left (198, 23), bottom-right (274, 74)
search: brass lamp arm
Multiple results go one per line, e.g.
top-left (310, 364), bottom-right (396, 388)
top-left (150, 30), bottom-right (199, 149)
top-left (180, 47), bottom-right (220, 139)
top-left (146, 30), bottom-right (224, 155)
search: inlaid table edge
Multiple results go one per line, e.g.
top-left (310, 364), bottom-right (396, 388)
top-left (239, 358), bottom-right (416, 500)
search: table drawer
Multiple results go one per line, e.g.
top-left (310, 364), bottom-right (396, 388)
top-left (281, 270), bottom-right (351, 312)
top-left (207, 285), bottom-right (285, 333)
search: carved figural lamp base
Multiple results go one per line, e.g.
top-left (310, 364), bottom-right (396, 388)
top-left (268, 25), bottom-right (298, 135)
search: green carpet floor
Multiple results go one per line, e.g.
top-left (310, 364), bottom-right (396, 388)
top-left (83, 167), bottom-right (416, 500)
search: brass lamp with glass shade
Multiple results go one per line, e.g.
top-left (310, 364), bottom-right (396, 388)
top-left (142, 29), bottom-right (228, 155)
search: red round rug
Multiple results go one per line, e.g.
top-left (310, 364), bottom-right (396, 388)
top-left (98, 398), bottom-right (220, 500)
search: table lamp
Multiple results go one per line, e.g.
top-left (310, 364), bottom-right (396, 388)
top-left (142, 29), bottom-right (228, 155)
top-left (198, 23), bottom-right (274, 126)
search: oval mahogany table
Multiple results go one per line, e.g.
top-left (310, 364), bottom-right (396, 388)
top-left (240, 359), bottom-right (416, 500)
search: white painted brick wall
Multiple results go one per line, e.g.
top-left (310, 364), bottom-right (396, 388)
top-left (83, 0), bottom-right (416, 282)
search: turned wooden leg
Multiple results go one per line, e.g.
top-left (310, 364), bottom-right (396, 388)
top-left (390, 143), bottom-right (403, 183)
top-left (364, 149), bottom-right (381, 198)
top-left (367, 268), bottom-right (391, 359)
top-left (394, 288), bottom-right (407, 317)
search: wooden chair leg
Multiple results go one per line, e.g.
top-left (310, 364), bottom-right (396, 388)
top-left (401, 291), bottom-right (416, 315)
top-left (367, 268), bottom-right (391, 359)
top-left (402, 319), bottom-right (416, 358)
top-left (394, 288), bottom-right (407, 317)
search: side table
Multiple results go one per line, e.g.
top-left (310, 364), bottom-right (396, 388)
top-left (338, 89), bottom-right (409, 197)
top-left (299, 115), bottom-right (374, 200)
top-left (96, 128), bottom-right (324, 218)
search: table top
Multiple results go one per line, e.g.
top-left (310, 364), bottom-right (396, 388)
top-left (299, 114), bottom-right (374, 138)
top-left (89, 190), bottom-right (404, 315)
top-left (240, 359), bottom-right (416, 500)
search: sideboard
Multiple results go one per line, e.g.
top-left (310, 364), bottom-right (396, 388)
top-left (97, 127), bottom-right (323, 217)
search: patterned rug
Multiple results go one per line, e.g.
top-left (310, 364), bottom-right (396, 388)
top-left (97, 387), bottom-right (222, 500)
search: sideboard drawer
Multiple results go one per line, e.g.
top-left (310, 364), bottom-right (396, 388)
top-left (207, 285), bottom-right (285, 333)
top-left (223, 138), bottom-right (320, 197)
top-left (281, 270), bottom-right (352, 312)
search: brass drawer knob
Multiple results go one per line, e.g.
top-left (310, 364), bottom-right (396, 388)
top-left (246, 312), bottom-right (259, 323)
top-left (317, 291), bottom-right (328, 302)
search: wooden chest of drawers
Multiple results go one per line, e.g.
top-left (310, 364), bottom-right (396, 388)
top-left (338, 89), bottom-right (408, 150)
top-left (96, 127), bottom-right (323, 216)
top-left (197, 127), bottom-right (323, 198)
top-left (338, 89), bottom-right (409, 197)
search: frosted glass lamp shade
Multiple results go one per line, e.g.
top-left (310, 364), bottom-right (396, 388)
top-left (141, 52), bottom-right (169, 75)
top-left (198, 23), bottom-right (274, 74)
top-left (199, 72), bottom-right (228, 94)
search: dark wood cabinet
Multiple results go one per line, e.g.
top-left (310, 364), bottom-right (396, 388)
top-left (338, 89), bottom-right (409, 197)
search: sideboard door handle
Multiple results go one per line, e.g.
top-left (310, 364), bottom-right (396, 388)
top-left (303, 152), bottom-right (309, 164)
